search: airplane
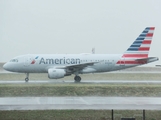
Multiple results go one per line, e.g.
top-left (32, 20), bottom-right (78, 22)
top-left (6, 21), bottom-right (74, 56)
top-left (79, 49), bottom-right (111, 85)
top-left (3, 27), bottom-right (159, 82)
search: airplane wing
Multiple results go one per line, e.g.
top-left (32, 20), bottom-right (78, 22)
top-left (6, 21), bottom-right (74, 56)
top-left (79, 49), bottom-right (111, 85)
top-left (55, 62), bottom-right (98, 72)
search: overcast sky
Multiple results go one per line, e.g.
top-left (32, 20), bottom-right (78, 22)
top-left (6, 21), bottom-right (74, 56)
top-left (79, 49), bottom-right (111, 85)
top-left (1, 0), bottom-right (161, 66)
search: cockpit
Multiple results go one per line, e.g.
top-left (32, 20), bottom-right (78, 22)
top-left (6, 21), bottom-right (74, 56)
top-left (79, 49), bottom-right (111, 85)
top-left (10, 59), bottom-right (18, 62)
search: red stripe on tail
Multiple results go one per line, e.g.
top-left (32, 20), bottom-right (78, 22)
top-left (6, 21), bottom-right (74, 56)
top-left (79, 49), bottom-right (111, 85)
top-left (146, 33), bottom-right (153, 37)
top-left (142, 40), bottom-right (151, 44)
top-left (138, 47), bottom-right (150, 51)
top-left (123, 54), bottom-right (148, 58)
top-left (150, 27), bottom-right (155, 30)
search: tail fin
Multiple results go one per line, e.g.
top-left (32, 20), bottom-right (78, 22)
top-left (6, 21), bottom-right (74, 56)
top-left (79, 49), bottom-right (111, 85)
top-left (123, 27), bottom-right (155, 58)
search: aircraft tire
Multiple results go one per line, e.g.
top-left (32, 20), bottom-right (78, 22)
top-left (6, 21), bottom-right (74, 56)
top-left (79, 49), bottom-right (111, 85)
top-left (74, 76), bottom-right (81, 83)
top-left (25, 78), bottom-right (29, 82)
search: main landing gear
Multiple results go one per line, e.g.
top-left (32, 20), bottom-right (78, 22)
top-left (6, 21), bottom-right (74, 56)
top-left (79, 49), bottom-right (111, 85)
top-left (25, 73), bottom-right (29, 82)
top-left (74, 75), bottom-right (81, 83)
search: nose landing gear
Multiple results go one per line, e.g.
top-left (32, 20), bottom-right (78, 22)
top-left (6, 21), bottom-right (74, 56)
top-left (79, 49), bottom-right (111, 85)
top-left (25, 73), bottom-right (29, 82)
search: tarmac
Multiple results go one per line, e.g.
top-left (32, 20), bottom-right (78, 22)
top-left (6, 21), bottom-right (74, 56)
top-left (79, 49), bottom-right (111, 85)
top-left (0, 97), bottom-right (161, 110)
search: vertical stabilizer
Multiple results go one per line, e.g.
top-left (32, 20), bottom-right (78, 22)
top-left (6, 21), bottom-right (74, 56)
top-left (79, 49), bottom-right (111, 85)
top-left (123, 27), bottom-right (155, 58)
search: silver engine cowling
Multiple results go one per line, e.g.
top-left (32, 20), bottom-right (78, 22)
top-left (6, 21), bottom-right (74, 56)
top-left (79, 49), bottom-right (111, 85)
top-left (48, 68), bottom-right (66, 79)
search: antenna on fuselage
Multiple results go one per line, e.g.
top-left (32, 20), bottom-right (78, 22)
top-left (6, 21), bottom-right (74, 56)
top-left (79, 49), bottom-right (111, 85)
top-left (92, 48), bottom-right (95, 54)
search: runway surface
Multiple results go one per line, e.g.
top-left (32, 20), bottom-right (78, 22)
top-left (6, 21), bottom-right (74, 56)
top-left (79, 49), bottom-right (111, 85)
top-left (1, 80), bottom-right (161, 84)
top-left (0, 97), bottom-right (161, 110)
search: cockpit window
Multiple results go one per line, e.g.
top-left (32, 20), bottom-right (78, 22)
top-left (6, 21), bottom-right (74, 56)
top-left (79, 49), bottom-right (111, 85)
top-left (10, 59), bottom-right (18, 62)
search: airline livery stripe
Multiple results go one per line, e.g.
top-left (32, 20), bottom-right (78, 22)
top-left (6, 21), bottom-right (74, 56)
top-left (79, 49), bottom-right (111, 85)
top-left (138, 47), bottom-right (150, 51)
top-left (142, 31), bottom-right (149, 33)
top-left (146, 33), bottom-right (153, 37)
top-left (124, 51), bottom-right (149, 54)
top-left (127, 48), bottom-right (139, 51)
top-left (142, 40), bottom-right (151, 44)
top-left (136, 38), bottom-right (144, 40)
top-left (139, 33), bottom-right (153, 37)
top-left (150, 27), bottom-right (155, 30)
top-left (128, 47), bottom-right (150, 50)
top-left (139, 34), bottom-right (146, 37)
top-left (123, 54), bottom-right (148, 58)
top-left (145, 27), bottom-right (155, 30)
top-left (137, 37), bottom-right (152, 39)
top-left (133, 41), bottom-right (143, 44)
top-left (133, 40), bottom-right (152, 44)
top-left (130, 45), bottom-right (141, 47)
top-left (131, 43), bottom-right (151, 46)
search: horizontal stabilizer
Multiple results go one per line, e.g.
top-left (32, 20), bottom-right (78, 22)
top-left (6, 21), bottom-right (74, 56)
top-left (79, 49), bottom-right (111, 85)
top-left (135, 57), bottom-right (159, 63)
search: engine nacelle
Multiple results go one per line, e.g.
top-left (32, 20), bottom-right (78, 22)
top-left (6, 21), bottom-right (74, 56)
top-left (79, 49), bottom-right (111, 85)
top-left (48, 69), bottom-right (66, 79)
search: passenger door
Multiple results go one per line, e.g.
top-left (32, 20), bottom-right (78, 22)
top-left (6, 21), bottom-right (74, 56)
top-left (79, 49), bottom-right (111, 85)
top-left (24, 55), bottom-right (32, 66)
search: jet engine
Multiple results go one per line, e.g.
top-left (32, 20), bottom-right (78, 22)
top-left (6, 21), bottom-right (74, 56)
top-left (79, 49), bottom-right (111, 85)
top-left (48, 68), bottom-right (66, 79)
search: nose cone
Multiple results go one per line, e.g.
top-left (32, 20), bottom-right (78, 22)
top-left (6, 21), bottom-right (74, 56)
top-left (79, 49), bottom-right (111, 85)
top-left (3, 63), bottom-right (10, 71)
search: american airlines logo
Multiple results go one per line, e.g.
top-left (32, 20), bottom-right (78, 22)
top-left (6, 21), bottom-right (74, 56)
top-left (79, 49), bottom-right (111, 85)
top-left (39, 57), bottom-right (81, 64)
top-left (31, 56), bottom-right (39, 64)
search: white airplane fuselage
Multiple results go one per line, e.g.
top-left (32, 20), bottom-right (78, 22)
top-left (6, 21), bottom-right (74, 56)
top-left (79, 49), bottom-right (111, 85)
top-left (3, 53), bottom-right (158, 73)
top-left (4, 54), bottom-right (123, 73)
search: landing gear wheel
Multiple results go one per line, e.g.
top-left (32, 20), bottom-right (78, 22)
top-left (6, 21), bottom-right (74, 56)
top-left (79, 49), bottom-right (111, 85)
top-left (74, 76), bottom-right (81, 83)
top-left (25, 78), bottom-right (29, 82)
top-left (25, 73), bottom-right (29, 82)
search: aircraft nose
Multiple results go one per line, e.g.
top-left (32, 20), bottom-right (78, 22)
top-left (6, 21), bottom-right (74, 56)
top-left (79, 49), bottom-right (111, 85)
top-left (3, 63), bottom-right (9, 71)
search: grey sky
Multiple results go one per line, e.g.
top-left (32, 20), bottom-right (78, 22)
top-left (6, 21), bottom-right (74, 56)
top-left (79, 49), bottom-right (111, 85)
top-left (1, 0), bottom-right (161, 66)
